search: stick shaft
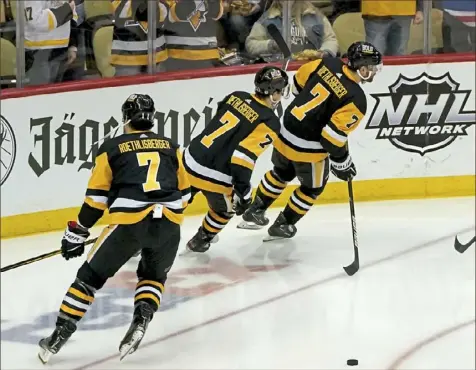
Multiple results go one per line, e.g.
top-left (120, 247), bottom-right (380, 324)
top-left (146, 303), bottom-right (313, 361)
top-left (1, 238), bottom-right (98, 273)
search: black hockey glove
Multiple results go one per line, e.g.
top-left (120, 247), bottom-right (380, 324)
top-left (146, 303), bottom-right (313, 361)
top-left (330, 153), bottom-right (356, 181)
top-left (61, 221), bottom-right (90, 260)
top-left (232, 186), bottom-right (252, 216)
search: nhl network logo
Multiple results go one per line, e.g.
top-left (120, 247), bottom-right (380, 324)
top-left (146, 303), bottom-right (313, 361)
top-left (1, 115), bottom-right (16, 186)
top-left (366, 72), bottom-right (476, 155)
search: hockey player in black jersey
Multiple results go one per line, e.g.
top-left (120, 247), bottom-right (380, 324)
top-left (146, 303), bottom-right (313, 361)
top-left (182, 66), bottom-right (289, 253)
top-left (38, 94), bottom-right (191, 363)
top-left (239, 42), bottom-right (383, 240)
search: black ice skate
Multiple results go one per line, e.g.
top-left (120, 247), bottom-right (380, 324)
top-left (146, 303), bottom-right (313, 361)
top-left (181, 227), bottom-right (218, 254)
top-left (263, 212), bottom-right (297, 242)
top-left (237, 197), bottom-right (269, 230)
top-left (119, 302), bottom-right (154, 360)
top-left (38, 320), bottom-right (77, 364)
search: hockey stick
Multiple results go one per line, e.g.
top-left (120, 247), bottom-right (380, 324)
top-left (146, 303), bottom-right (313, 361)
top-left (454, 235), bottom-right (475, 253)
top-left (1, 238), bottom-right (98, 273)
top-left (343, 180), bottom-right (359, 276)
top-left (266, 23), bottom-right (292, 71)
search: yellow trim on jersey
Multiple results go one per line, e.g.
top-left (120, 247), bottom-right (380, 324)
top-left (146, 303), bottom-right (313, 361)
top-left (330, 102), bottom-right (365, 134)
top-left (168, 49), bottom-right (219, 61)
top-left (137, 280), bottom-right (164, 291)
top-left (84, 197), bottom-right (108, 211)
top-left (135, 293), bottom-right (160, 307)
top-left (110, 50), bottom-right (168, 66)
top-left (231, 156), bottom-right (254, 170)
top-left (68, 287), bottom-right (94, 303)
top-left (321, 128), bottom-right (345, 147)
top-left (24, 38), bottom-right (69, 48)
top-left (186, 172), bottom-right (233, 195)
top-left (88, 152), bottom-right (113, 192)
top-left (176, 149), bottom-right (191, 191)
top-left (47, 10), bottom-right (55, 31)
top-left (342, 65), bottom-right (360, 84)
top-left (251, 94), bottom-right (270, 108)
top-left (273, 137), bottom-right (328, 163)
top-left (108, 205), bottom-right (155, 224)
top-left (295, 59), bottom-right (322, 88)
top-left (163, 207), bottom-right (184, 225)
top-left (238, 123), bottom-right (276, 157)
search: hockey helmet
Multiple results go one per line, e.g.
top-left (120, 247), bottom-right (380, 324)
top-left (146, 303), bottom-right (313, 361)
top-left (255, 66), bottom-right (290, 98)
top-left (122, 94), bottom-right (156, 130)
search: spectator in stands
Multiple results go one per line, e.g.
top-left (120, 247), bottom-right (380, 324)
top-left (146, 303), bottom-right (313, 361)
top-left (62, 0), bottom-right (85, 82)
top-left (245, 0), bottom-right (338, 59)
top-left (328, 0), bottom-right (360, 23)
top-left (111, 0), bottom-right (168, 76)
top-left (220, 0), bottom-right (264, 51)
top-left (361, 0), bottom-right (423, 56)
top-left (437, 0), bottom-right (476, 53)
top-left (163, 0), bottom-right (224, 71)
top-left (24, 0), bottom-right (79, 85)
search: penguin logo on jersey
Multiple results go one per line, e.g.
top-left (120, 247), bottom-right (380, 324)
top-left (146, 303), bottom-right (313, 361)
top-left (186, 0), bottom-right (208, 31)
top-left (0, 115), bottom-right (16, 186)
top-left (366, 73), bottom-right (475, 155)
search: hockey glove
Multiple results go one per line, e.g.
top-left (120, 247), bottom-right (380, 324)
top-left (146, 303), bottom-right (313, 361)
top-left (232, 186), bottom-right (252, 216)
top-left (330, 153), bottom-right (356, 181)
top-left (61, 221), bottom-right (90, 260)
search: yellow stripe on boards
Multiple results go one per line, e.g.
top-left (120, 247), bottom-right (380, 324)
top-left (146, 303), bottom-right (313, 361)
top-left (1, 176), bottom-right (474, 238)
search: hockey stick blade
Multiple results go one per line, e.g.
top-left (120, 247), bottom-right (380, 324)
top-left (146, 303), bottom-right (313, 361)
top-left (1, 237), bottom-right (98, 273)
top-left (266, 24), bottom-right (291, 60)
top-left (454, 235), bottom-right (475, 253)
top-left (343, 246), bottom-right (359, 276)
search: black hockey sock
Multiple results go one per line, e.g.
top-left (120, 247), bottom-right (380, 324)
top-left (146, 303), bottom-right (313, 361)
top-left (134, 279), bottom-right (164, 312)
top-left (202, 209), bottom-right (233, 237)
top-left (57, 279), bottom-right (95, 325)
top-left (256, 170), bottom-right (287, 208)
top-left (282, 187), bottom-right (317, 225)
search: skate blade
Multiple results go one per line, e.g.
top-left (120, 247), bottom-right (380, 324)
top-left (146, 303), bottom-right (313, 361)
top-left (263, 235), bottom-right (290, 242)
top-left (237, 221), bottom-right (263, 230)
top-left (119, 330), bottom-right (144, 361)
top-left (38, 348), bottom-right (53, 364)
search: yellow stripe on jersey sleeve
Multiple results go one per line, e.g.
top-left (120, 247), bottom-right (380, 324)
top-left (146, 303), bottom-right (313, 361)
top-left (176, 149), bottom-right (190, 192)
top-left (237, 123), bottom-right (277, 158)
top-left (87, 152), bottom-right (113, 192)
top-left (330, 102), bottom-right (365, 135)
top-left (294, 59), bottom-right (322, 88)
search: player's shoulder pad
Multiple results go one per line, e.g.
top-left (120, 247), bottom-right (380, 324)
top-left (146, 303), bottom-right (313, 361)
top-left (349, 86), bottom-right (368, 115)
top-left (263, 111), bottom-right (281, 134)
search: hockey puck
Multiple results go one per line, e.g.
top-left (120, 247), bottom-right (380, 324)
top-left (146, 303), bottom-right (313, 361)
top-left (347, 359), bottom-right (358, 366)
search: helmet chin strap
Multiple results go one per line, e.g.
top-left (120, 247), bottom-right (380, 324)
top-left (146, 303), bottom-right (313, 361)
top-left (270, 95), bottom-right (281, 108)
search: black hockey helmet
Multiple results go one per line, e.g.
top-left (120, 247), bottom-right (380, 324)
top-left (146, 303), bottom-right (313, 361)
top-left (122, 94), bottom-right (156, 130)
top-left (347, 41), bottom-right (382, 71)
top-left (254, 66), bottom-right (289, 97)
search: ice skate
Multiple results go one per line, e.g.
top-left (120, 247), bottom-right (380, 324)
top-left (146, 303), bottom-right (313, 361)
top-left (263, 212), bottom-right (297, 242)
top-left (38, 320), bottom-right (77, 364)
top-left (237, 197), bottom-right (269, 230)
top-left (180, 227), bottom-right (219, 255)
top-left (119, 302), bottom-right (154, 360)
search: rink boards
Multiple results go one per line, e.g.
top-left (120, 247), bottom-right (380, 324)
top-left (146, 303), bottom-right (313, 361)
top-left (1, 59), bottom-right (475, 237)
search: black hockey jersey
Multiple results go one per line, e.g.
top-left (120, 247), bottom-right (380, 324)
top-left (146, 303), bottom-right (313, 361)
top-left (274, 58), bottom-right (367, 162)
top-left (77, 131), bottom-right (190, 228)
top-left (183, 91), bottom-right (280, 197)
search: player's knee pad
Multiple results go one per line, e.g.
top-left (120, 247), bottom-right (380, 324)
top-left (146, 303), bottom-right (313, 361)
top-left (77, 261), bottom-right (108, 290)
top-left (300, 185), bottom-right (325, 200)
top-left (273, 168), bottom-right (294, 183)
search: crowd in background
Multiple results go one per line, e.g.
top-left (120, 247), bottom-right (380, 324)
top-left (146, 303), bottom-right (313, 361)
top-left (0, 0), bottom-right (475, 88)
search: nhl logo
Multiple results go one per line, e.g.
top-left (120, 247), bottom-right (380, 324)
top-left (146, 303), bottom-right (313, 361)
top-left (0, 115), bottom-right (16, 185)
top-left (365, 72), bottom-right (476, 155)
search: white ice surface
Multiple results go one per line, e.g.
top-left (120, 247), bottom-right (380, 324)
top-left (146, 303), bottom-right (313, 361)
top-left (1, 197), bottom-right (475, 370)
